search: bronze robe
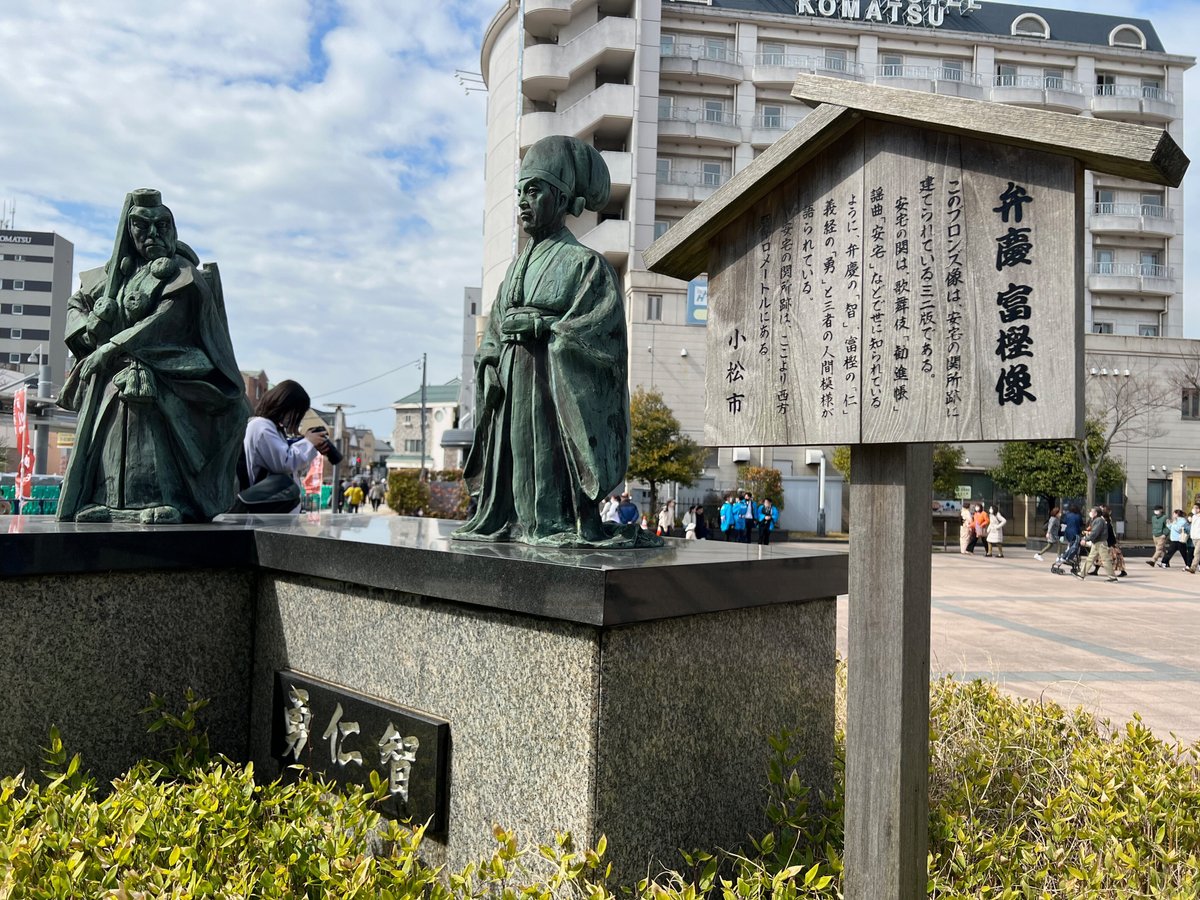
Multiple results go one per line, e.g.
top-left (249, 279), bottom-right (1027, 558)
top-left (456, 227), bottom-right (641, 547)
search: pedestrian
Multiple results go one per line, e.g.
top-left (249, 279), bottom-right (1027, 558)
top-left (1161, 508), bottom-right (1189, 568)
top-left (1185, 504), bottom-right (1200, 574)
top-left (719, 495), bottom-right (735, 541)
top-left (1088, 507), bottom-right (1127, 577)
top-left (757, 497), bottom-right (779, 545)
top-left (730, 495), bottom-right (747, 542)
top-left (695, 505), bottom-right (710, 540)
top-left (1033, 506), bottom-right (1060, 561)
top-left (368, 480), bottom-right (385, 512)
top-left (1078, 506), bottom-right (1118, 582)
top-left (1147, 503), bottom-right (1169, 566)
top-left (616, 492), bottom-right (639, 525)
top-left (973, 503), bottom-right (992, 557)
top-left (656, 499), bottom-right (675, 537)
top-left (959, 503), bottom-right (972, 554)
top-left (740, 492), bottom-right (756, 543)
top-left (345, 482), bottom-right (364, 513)
top-left (986, 505), bottom-right (1007, 558)
top-left (681, 504), bottom-right (696, 534)
top-left (1059, 504), bottom-right (1084, 565)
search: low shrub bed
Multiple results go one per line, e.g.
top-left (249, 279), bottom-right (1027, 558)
top-left (1, 681), bottom-right (1197, 898)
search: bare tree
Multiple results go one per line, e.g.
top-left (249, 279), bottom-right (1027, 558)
top-left (1077, 354), bottom-right (1173, 504)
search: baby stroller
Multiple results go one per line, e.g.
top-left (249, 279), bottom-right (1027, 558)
top-left (1050, 537), bottom-right (1082, 576)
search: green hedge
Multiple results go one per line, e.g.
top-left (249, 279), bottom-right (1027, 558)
top-left (1, 680), bottom-right (1198, 898)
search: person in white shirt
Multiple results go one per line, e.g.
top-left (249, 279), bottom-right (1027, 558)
top-left (241, 380), bottom-right (335, 513)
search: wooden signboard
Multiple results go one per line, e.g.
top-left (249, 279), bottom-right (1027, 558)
top-left (706, 119), bottom-right (1081, 447)
top-left (644, 76), bottom-right (1187, 900)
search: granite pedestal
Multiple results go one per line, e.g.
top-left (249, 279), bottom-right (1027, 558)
top-left (2, 515), bottom-right (845, 881)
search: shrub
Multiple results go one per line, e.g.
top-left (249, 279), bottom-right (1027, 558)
top-left (2, 680), bottom-right (1197, 898)
top-left (736, 467), bottom-right (785, 509)
top-left (386, 469), bottom-right (430, 516)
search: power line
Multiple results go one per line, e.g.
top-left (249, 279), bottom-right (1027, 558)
top-left (311, 358), bottom-right (421, 399)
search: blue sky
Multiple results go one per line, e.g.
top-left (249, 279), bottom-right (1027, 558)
top-left (0, 0), bottom-right (1195, 441)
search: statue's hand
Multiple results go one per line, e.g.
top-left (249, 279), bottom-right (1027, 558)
top-left (93, 298), bottom-right (116, 323)
top-left (500, 312), bottom-right (543, 343)
top-left (79, 342), bottom-right (117, 380)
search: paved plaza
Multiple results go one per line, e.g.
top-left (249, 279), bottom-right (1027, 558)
top-left (826, 544), bottom-right (1200, 745)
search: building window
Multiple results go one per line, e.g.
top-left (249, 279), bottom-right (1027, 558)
top-left (7, 353), bottom-right (19, 364)
top-left (760, 104), bottom-right (783, 128)
top-left (1141, 78), bottom-right (1163, 100)
top-left (1012, 14), bottom-right (1049, 38)
top-left (823, 48), bottom-right (848, 72)
top-left (1110, 25), bottom-right (1146, 49)
top-left (660, 33), bottom-right (675, 56)
top-left (404, 439), bottom-right (421, 453)
top-left (10, 328), bottom-right (21, 340)
top-left (702, 162), bottom-right (725, 187)
top-left (11, 304), bottom-right (22, 316)
top-left (1043, 68), bottom-right (1064, 90)
top-left (879, 53), bottom-right (903, 77)
top-left (403, 414), bottom-right (412, 425)
top-left (704, 37), bottom-right (729, 62)
top-left (653, 220), bottom-right (671, 240)
top-left (1141, 191), bottom-right (1164, 216)
top-left (1095, 72), bottom-right (1116, 95)
top-left (1184, 388), bottom-right (1200, 420)
top-left (703, 99), bottom-right (728, 124)
top-left (469, 301), bottom-right (477, 315)
top-left (1092, 322), bottom-right (1114, 335)
top-left (1094, 188), bottom-right (1115, 214)
top-left (1140, 250), bottom-right (1162, 276)
top-left (656, 157), bottom-right (671, 182)
top-left (1138, 323), bottom-right (1160, 337)
top-left (12, 255), bottom-right (21, 262)
top-left (940, 59), bottom-right (964, 81)
top-left (658, 95), bottom-right (674, 120)
top-left (760, 42), bottom-right (785, 65)
top-left (1095, 249), bottom-right (1114, 273)
top-left (647, 294), bottom-right (662, 321)
top-left (995, 64), bottom-right (1017, 87)
top-left (12, 280), bottom-right (23, 291)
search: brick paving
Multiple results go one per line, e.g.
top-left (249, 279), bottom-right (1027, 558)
top-left (820, 544), bottom-right (1200, 744)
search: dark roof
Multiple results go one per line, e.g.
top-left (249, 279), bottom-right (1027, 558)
top-left (670, 1), bottom-right (1165, 53)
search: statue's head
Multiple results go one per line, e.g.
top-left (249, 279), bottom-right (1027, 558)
top-left (517, 136), bottom-right (611, 237)
top-left (125, 188), bottom-right (177, 261)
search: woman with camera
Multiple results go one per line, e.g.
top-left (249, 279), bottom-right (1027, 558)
top-left (234, 380), bottom-right (338, 514)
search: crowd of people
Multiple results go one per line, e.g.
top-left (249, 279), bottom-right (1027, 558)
top-left (958, 503), bottom-right (1008, 557)
top-left (597, 492), bottom-right (780, 544)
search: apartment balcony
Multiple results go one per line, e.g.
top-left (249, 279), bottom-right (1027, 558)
top-left (522, 0), bottom-right (589, 38)
top-left (522, 17), bottom-right (637, 103)
top-left (749, 113), bottom-right (804, 149)
top-left (873, 65), bottom-right (986, 100)
top-left (520, 82), bottom-right (635, 150)
top-left (1087, 262), bottom-right (1176, 296)
top-left (1091, 84), bottom-right (1177, 123)
top-left (602, 150), bottom-right (632, 201)
top-left (750, 53), bottom-right (865, 87)
top-left (660, 44), bottom-right (743, 84)
top-left (1090, 202), bottom-right (1176, 238)
top-left (990, 75), bottom-right (1088, 113)
top-left (578, 217), bottom-right (630, 268)
top-left (657, 107), bottom-right (742, 146)
top-left (655, 172), bottom-right (725, 205)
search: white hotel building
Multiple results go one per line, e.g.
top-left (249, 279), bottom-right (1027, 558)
top-left (479, 0), bottom-right (1194, 529)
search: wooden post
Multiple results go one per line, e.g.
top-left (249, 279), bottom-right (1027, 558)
top-left (845, 443), bottom-right (932, 900)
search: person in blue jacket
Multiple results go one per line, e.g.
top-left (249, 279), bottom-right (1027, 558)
top-left (719, 494), bottom-right (736, 541)
top-left (731, 494), bottom-right (748, 541)
top-left (756, 497), bottom-right (779, 545)
top-left (1058, 503), bottom-right (1084, 565)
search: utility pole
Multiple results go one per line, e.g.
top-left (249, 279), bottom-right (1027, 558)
top-left (419, 353), bottom-right (428, 481)
top-left (327, 402), bottom-right (353, 511)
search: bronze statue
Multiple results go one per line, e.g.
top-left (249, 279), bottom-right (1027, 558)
top-left (57, 189), bottom-right (248, 524)
top-left (454, 136), bottom-right (658, 548)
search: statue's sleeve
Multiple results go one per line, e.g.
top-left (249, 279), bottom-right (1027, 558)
top-left (546, 251), bottom-right (629, 500)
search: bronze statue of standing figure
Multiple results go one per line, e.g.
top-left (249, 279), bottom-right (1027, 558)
top-left (57, 189), bottom-right (248, 524)
top-left (454, 136), bottom-right (658, 548)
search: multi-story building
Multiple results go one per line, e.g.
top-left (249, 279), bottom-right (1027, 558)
top-left (0, 230), bottom-right (73, 392)
top-left (389, 378), bottom-right (463, 471)
top-left (480, 0), bottom-right (1192, 529)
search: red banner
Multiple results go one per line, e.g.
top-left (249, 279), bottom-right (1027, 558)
top-left (14, 386), bottom-right (33, 501)
top-left (303, 452), bottom-right (324, 496)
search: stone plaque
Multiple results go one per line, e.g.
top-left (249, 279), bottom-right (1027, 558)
top-left (272, 670), bottom-right (449, 831)
top-left (704, 121), bottom-right (1081, 446)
